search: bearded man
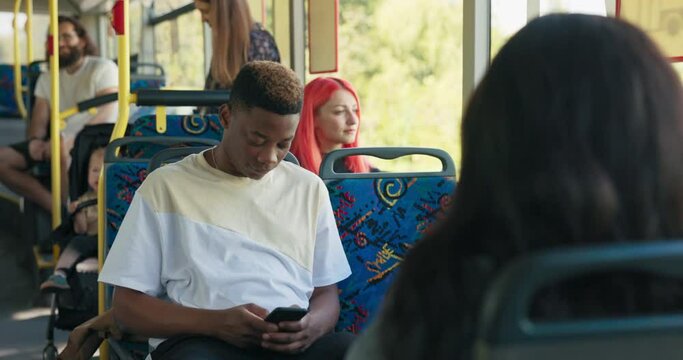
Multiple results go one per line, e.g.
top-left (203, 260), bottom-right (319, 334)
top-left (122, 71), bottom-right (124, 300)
top-left (0, 15), bottom-right (118, 213)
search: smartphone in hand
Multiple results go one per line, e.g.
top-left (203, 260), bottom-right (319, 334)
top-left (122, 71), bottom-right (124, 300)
top-left (265, 307), bottom-right (308, 323)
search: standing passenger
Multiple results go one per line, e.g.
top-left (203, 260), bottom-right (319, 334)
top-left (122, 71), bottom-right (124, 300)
top-left (194, 0), bottom-right (280, 114)
top-left (100, 61), bottom-right (354, 359)
top-left (347, 14), bottom-right (683, 359)
top-left (290, 77), bottom-right (372, 175)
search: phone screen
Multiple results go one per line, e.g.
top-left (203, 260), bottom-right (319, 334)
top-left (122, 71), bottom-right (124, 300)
top-left (265, 307), bottom-right (308, 323)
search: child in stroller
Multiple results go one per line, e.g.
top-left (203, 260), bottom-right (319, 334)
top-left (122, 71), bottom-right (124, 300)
top-left (40, 147), bottom-right (104, 292)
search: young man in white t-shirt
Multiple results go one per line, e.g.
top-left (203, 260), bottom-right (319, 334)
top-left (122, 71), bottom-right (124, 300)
top-left (0, 15), bottom-right (118, 213)
top-left (99, 61), bottom-right (354, 359)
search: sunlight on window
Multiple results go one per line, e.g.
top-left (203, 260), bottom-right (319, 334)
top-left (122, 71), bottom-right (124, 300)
top-left (336, 0), bottom-right (463, 172)
top-left (154, 10), bottom-right (205, 89)
top-left (0, 12), bottom-right (49, 63)
top-left (672, 62), bottom-right (683, 80)
top-left (541, 0), bottom-right (607, 16)
top-left (492, 0), bottom-right (607, 60)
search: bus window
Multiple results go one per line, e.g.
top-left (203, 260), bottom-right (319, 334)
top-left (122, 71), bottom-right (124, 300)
top-left (105, 2), bottom-right (143, 60)
top-left (0, 12), bottom-right (50, 63)
top-left (335, 0), bottom-right (462, 172)
top-left (130, 1), bottom-right (143, 59)
top-left (154, 1), bottom-right (205, 88)
top-left (492, 0), bottom-right (607, 60)
top-left (491, 0), bottom-right (527, 60)
top-left (673, 62), bottom-right (683, 80)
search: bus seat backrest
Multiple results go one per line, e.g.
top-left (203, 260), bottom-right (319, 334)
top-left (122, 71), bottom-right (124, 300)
top-left (130, 76), bottom-right (165, 92)
top-left (105, 161), bottom-right (148, 249)
top-left (129, 61), bottom-right (166, 92)
top-left (0, 64), bottom-right (28, 117)
top-left (320, 147), bottom-right (456, 334)
top-left (124, 114), bottom-right (223, 158)
top-left (477, 241), bottom-right (683, 360)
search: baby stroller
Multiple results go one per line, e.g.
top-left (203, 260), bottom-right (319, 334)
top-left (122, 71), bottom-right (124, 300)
top-left (42, 123), bottom-right (114, 360)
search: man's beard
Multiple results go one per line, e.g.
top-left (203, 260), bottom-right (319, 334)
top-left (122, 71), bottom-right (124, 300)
top-left (59, 45), bottom-right (83, 68)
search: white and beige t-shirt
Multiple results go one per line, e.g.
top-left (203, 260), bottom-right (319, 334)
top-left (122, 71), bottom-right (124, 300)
top-left (34, 55), bottom-right (118, 140)
top-left (99, 152), bottom-right (351, 350)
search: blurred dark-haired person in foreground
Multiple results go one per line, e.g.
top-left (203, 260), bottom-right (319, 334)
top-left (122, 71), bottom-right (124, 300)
top-left (347, 14), bottom-right (683, 359)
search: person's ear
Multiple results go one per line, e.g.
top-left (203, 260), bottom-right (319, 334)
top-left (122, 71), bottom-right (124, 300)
top-left (77, 36), bottom-right (86, 50)
top-left (219, 104), bottom-right (231, 129)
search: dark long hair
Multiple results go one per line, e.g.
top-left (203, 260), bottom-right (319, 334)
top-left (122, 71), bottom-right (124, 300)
top-left (379, 14), bottom-right (683, 359)
top-left (58, 15), bottom-right (99, 56)
top-left (196, 0), bottom-right (253, 88)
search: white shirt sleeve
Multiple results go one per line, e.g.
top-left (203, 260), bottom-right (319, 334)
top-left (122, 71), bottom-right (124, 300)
top-left (93, 59), bottom-right (119, 93)
top-left (34, 73), bottom-right (49, 100)
top-left (98, 192), bottom-right (164, 296)
top-left (311, 185), bottom-right (351, 287)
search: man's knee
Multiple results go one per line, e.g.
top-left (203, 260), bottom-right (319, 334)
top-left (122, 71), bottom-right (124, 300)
top-left (0, 146), bottom-right (28, 170)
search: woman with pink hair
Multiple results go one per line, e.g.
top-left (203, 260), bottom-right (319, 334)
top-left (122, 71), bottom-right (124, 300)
top-left (290, 77), bottom-right (372, 175)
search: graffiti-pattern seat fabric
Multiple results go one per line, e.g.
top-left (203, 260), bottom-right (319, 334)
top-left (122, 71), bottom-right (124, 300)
top-left (328, 176), bottom-right (455, 333)
top-left (105, 161), bottom-right (148, 250)
top-left (124, 114), bottom-right (222, 158)
top-left (130, 77), bottom-right (165, 93)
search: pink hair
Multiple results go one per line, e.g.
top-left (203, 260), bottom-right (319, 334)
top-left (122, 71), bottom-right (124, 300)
top-left (290, 77), bottom-right (371, 175)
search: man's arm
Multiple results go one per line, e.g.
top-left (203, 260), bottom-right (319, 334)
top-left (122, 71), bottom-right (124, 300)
top-left (305, 283), bottom-right (340, 335)
top-left (24, 97), bottom-right (51, 161)
top-left (261, 284), bottom-right (340, 353)
top-left (85, 87), bottom-right (118, 125)
top-left (112, 286), bottom-right (278, 348)
top-left (28, 97), bottom-right (49, 140)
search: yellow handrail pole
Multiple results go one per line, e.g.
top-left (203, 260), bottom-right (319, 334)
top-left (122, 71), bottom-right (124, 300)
top-left (26, 0), bottom-right (33, 63)
top-left (97, 157), bottom-right (108, 360)
top-left (99, 1), bottom-right (129, 358)
top-left (13, 0), bottom-right (28, 119)
top-left (111, 7), bottom-right (131, 141)
top-left (59, 107), bottom-right (78, 121)
top-left (48, 0), bottom-right (60, 230)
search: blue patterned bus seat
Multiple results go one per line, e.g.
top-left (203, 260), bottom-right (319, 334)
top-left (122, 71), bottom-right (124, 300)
top-left (130, 77), bottom-right (165, 92)
top-left (105, 162), bottom-right (148, 249)
top-left (0, 64), bottom-right (28, 117)
top-left (124, 114), bottom-right (222, 158)
top-left (327, 176), bottom-right (455, 333)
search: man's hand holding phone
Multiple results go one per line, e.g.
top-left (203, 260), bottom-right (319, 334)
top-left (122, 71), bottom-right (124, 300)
top-left (261, 307), bottom-right (321, 354)
top-left (264, 307), bottom-right (308, 324)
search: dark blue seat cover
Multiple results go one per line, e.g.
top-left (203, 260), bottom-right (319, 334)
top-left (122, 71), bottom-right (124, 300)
top-left (124, 114), bottom-right (223, 158)
top-left (0, 64), bottom-right (27, 117)
top-left (320, 147), bottom-right (456, 333)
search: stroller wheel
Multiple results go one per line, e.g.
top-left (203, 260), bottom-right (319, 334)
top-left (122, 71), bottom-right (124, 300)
top-left (42, 343), bottom-right (58, 360)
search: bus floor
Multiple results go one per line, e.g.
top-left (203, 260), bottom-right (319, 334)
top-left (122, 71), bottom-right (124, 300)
top-left (0, 117), bottom-right (69, 359)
